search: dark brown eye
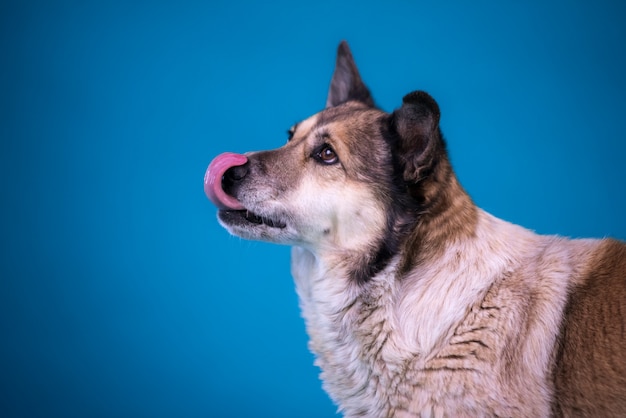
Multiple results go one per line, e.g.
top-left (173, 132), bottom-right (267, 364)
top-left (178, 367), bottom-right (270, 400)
top-left (314, 144), bottom-right (339, 165)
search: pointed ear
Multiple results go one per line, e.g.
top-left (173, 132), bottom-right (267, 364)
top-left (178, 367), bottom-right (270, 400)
top-left (326, 41), bottom-right (374, 108)
top-left (391, 91), bottom-right (444, 183)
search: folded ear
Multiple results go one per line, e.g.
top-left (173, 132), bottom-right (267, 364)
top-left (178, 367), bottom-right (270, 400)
top-left (391, 91), bottom-right (444, 184)
top-left (326, 41), bottom-right (374, 108)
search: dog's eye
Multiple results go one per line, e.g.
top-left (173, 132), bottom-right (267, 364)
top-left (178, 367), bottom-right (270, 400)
top-left (314, 144), bottom-right (339, 165)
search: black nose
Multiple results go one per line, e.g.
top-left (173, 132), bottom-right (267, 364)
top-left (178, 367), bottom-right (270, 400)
top-left (222, 162), bottom-right (249, 196)
top-left (224, 162), bottom-right (249, 181)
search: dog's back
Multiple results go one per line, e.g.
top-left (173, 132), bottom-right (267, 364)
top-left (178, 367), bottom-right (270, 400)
top-left (554, 239), bottom-right (626, 416)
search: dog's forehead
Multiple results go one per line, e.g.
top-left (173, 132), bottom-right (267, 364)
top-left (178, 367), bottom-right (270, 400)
top-left (317, 102), bottom-right (381, 126)
top-left (293, 114), bottom-right (319, 138)
top-left (295, 102), bottom-right (384, 138)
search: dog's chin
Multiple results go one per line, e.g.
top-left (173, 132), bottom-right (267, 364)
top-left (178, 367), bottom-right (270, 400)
top-left (217, 209), bottom-right (293, 242)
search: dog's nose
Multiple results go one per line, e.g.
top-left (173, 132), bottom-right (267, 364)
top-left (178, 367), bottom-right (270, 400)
top-left (204, 152), bottom-right (248, 210)
top-left (224, 163), bottom-right (249, 182)
top-left (222, 161), bottom-right (249, 200)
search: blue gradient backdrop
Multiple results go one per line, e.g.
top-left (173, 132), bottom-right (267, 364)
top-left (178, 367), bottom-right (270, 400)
top-left (1, 1), bottom-right (625, 417)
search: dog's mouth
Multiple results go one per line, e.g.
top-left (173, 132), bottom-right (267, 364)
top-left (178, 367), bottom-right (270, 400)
top-left (220, 209), bottom-right (287, 229)
top-left (205, 153), bottom-right (287, 230)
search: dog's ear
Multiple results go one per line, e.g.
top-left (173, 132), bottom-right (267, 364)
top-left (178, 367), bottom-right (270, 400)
top-left (391, 91), bottom-right (444, 184)
top-left (326, 41), bottom-right (374, 108)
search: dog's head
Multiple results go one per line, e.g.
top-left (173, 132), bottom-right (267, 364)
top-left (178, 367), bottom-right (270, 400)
top-left (205, 41), bottom-right (451, 280)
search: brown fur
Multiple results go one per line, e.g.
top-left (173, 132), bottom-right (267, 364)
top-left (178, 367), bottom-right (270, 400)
top-left (553, 240), bottom-right (626, 416)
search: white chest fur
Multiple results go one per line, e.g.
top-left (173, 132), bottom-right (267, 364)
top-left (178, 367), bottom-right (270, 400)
top-left (290, 210), bottom-right (594, 417)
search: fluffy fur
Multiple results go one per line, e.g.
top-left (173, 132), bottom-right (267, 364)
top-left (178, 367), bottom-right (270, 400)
top-left (211, 41), bottom-right (626, 417)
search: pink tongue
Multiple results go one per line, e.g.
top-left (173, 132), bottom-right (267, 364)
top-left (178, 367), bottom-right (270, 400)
top-left (204, 152), bottom-right (248, 210)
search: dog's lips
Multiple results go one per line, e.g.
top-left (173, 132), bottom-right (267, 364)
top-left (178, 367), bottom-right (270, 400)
top-left (204, 152), bottom-right (248, 210)
top-left (219, 209), bottom-right (287, 229)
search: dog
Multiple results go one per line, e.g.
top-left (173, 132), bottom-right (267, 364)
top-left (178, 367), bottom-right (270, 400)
top-left (204, 41), bottom-right (626, 417)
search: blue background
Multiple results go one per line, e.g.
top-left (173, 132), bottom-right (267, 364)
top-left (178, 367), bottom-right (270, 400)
top-left (2, 1), bottom-right (625, 417)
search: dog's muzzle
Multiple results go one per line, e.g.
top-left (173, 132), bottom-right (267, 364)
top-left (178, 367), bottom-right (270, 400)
top-left (204, 152), bottom-right (248, 210)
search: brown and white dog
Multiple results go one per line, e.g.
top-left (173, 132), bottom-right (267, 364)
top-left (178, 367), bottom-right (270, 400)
top-left (204, 42), bottom-right (626, 417)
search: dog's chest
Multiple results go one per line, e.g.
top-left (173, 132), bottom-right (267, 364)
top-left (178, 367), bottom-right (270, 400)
top-left (290, 245), bottom-right (554, 417)
top-left (314, 300), bottom-right (515, 416)
top-left (320, 295), bottom-right (545, 416)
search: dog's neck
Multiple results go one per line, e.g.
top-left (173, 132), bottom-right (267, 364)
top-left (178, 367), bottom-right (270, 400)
top-left (290, 166), bottom-right (483, 349)
top-left (290, 168), bottom-right (540, 413)
top-left (400, 158), bottom-right (479, 272)
top-left (290, 160), bottom-right (483, 349)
